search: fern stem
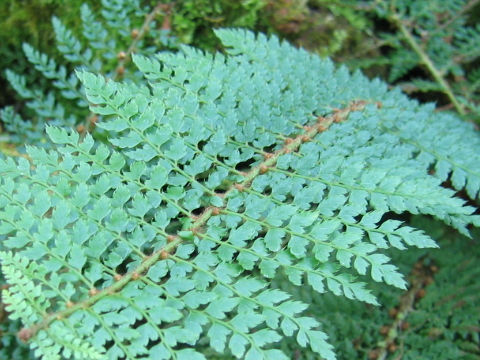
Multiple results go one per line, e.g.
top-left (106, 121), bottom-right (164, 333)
top-left (120, 2), bottom-right (166, 69)
top-left (17, 235), bottom-right (184, 343)
top-left (19, 101), bottom-right (366, 341)
top-left (391, 15), bottom-right (466, 115)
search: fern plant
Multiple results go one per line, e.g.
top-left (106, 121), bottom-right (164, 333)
top-left (1, 27), bottom-right (480, 360)
top-left (0, 0), bottom-right (177, 150)
top-left (348, 0), bottom-right (480, 122)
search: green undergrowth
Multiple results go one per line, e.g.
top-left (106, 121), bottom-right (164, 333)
top-left (346, 0), bottom-right (480, 123)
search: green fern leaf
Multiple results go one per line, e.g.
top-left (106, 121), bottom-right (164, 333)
top-left (1, 29), bottom-right (479, 360)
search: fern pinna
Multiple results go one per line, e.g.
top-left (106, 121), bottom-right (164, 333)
top-left (0, 29), bottom-right (479, 360)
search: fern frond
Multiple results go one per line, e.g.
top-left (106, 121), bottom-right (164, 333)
top-left (22, 43), bottom-right (86, 103)
top-left (52, 16), bottom-right (93, 67)
top-left (3, 70), bottom-right (76, 136)
top-left (80, 4), bottom-right (110, 55)
top-left (1, 29), bottom-right (479, 360)
top-left (0, 107), bottom-right (46, 145)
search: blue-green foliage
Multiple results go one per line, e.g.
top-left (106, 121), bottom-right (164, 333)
top-left (0, 29), bottom-right (479, 360)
